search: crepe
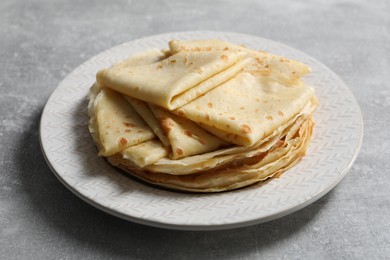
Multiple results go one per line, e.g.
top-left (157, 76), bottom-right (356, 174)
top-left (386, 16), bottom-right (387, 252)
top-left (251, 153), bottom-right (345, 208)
top-left (124, 96), bottom-right (171, 148)
top-left (121, 139), bottom-right (168, 167)
top-left (88, 85), bottom-right (169, 166)
top-left (174, 71), bottom-right (314, 146)
top-left (169, 39), bottom-right (311, 86)
top-left (108, 116), bottom-right (314, 192)
top-left (144, 99), bottom-right (316, 175)
top-left (89, 87), bottom-right (155, 156)
top-left (97, 50), bottom-right (248, 110)
top-left (148, 104), bottom-right (229, 159)
top-left (88, 39), bottom-right (318, 193)
top-left (88, 49), bottom-right (167, 157)
top-left (124, 96), bottom-right (229, 159)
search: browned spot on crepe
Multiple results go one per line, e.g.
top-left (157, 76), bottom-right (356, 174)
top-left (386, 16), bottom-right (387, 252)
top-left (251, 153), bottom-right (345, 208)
top-left (176, 147), bottom-right (183, 155)
top-left (255, 57), bottom-right (264, 64)
top-left (118, 137), bottom-right (128, 146)
top-left (160, 117), bottom-right (174, 134)
top-left (220, 55), bottom-right (229, 62)
top-left (184, 130), bottom-right (193, 137)
top-left (123, 122), bottom-right (136, 127)
top-left (240, 124), bottom-right (252, 134)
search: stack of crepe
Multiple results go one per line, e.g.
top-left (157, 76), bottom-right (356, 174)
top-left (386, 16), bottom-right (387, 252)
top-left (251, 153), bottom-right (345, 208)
top-left (88, 39), bottom-right (318, 192)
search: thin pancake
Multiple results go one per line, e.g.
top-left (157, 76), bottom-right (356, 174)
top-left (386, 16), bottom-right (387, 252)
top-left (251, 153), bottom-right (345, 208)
top-left (108, 117), bottom-right (313, 192)
top-left (144, 100), bottom-right (316, 175)
top-left (148, 104), bottom-right (229, 159)
top-left (88, 49), bottom-right (171, 157)
top-left (175, 72), bottom-right (315, 146)
top-left (97, 50), bottom-right (247, 110)
top-left (92, 88), bottom-right (155, 156)
top-left (121, 139), bottom-right (168, 167)
top-left (169, 39), bottom-right (310, 85)
top-left (123, 96), bottom-right (171, 148)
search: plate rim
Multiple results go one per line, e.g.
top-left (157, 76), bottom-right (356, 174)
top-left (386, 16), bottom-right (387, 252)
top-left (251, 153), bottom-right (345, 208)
top-left (39, 30), bottom-right (364, 230)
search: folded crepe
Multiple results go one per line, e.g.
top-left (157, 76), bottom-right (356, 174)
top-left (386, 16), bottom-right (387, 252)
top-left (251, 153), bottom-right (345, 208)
top-left (88, 86), bottom-right (155, 156)
top-left (174, 71), bottom-right (315, 146)
top-left (148, 104), bottom-right (229, 159)
top-left (124, 93), bottom-right (229, 160)
top-left (108, 116), bottom-right (314, 192)
top-left (121, 139), bottom-right (168, 167)
top-left (97, 50), bottom-right (249, 110)
top-left (88, 49), bottom-right (165, 157)
top-left (123, 96), bottom-right (171, 148)
top-left (88, 39), bottom-right (318, 193)
top-left (169, 39), bottom-right (310, 86)
top-left (143, 99), bottom-right (317, 175)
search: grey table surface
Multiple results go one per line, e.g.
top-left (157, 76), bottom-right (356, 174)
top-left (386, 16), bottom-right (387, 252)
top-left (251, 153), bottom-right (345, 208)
top-left (1, 0), bottom-right (389, 259)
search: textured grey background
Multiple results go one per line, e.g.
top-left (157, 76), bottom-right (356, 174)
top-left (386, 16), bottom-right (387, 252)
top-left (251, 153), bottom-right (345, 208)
top-left (1, 0), bottom-right (389, 259)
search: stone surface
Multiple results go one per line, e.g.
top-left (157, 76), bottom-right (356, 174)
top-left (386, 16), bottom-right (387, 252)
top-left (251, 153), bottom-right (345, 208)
top-left (0, 0), bottom-right (389, 259)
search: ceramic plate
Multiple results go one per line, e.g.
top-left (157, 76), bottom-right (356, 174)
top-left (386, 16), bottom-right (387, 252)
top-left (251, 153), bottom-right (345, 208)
top-left (40, 31), bottom-right (363, 230)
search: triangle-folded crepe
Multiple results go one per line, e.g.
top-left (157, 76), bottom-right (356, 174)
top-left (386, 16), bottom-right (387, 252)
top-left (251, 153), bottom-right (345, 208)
top-left (97, 50), bottom-right (248, 110)
top-left (175, 71), bottom-right (315, 146)
top-left (169, 39), bottom-right (310, 86)
top-left (88, 49), bottom-right (169, 157)
top-left (90, 87), bottom-right (155, 156)
top-left (121, 139), bottom-right (168, 167)
top-left (123, 96), bottom-right (171, 148)
top-left (148, 104), bottom-right (228, 159)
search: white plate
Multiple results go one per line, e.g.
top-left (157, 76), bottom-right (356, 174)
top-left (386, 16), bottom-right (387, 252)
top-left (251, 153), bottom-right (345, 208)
top-left (40, 31), bottom-right (363, 230)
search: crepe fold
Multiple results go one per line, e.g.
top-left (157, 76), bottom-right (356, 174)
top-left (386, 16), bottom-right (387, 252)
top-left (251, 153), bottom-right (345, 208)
top-left (88, 39), bottom-right (318, 193)
top-left (108, 115), bottom-right (314, 192)
top-left (97, 50), bottom-right (249, 110)
top-left (174, 71), bottom-right (315, 146)
top-left (88, 85), bottom-right (155, 156)
top-left (169, 39), bottom-right (311, 85)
